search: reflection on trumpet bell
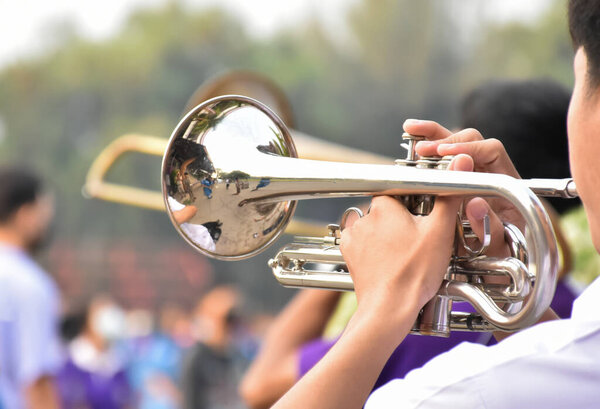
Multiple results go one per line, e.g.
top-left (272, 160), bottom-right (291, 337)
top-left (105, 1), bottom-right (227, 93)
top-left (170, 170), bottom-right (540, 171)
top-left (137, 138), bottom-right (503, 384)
top-left (161, 95), bottom-right (578, 336)
top-left (162, 97), bottom-right (298, 259)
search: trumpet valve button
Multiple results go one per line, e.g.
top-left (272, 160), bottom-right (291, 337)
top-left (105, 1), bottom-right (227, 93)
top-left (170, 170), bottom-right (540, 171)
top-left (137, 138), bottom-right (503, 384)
top-left (395, 159), bottom-right (416, 167)
top-left (327, 223), bottom-right (341, 237)
top-left (416, 156), bottom-right (442, 169)
top-left (437, 155), bottom-right (455, 170)
top-left (401, 132), bottom-right (426, 161)
top-left (401, 132), bottom-right (426, 141)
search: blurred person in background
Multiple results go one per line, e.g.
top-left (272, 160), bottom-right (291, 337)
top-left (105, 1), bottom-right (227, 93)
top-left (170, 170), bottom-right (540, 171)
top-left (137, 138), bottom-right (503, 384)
top-left (240, 78), bottom-right (579, 408)
top-left (56, 294), bottom-right (133, 409)
top-left (181, 286), bottom-right (248, 409)
top-left (0, 166), bottom-right (62, 409)
top-left (126, 304), bottom-right (186, 409)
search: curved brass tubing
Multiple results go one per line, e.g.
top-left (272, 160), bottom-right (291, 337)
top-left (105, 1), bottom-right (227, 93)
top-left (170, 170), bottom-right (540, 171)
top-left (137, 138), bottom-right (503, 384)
top-left (83, 134), bottom-right (167, 211)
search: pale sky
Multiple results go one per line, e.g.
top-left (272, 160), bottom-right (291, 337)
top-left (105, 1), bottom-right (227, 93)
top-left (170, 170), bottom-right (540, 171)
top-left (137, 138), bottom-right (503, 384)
top-left (0, 0), bottom-right (552, 69)
top-left (0, 0), bottom-right (555, 145)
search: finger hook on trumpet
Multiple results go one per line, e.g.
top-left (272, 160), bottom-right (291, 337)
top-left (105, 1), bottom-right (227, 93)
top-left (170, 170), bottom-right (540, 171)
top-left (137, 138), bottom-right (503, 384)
top-left (340, 207), bottom-right (364, 231)
top-left (456, 214), bottom-right (492, 257)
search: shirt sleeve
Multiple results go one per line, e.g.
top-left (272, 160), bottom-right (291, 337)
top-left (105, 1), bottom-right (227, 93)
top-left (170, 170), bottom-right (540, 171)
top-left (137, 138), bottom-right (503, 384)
top-left (366, 312), bottom-right (600, 409)
top-left (365, 342), bottom-right (488, 409)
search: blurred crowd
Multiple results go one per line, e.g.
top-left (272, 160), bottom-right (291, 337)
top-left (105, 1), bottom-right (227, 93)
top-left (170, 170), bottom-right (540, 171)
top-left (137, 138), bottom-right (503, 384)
top-left (2, 75), bottom-right (600, 409)
top-left (0, 173), bottom-right (269, 409)
top-left (55, 286), bottom-right (268, 409)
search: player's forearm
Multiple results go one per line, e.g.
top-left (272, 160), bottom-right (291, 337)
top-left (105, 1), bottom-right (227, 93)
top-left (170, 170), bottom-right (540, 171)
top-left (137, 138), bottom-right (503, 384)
top-left (275, 289), bottom-right (341, 344)
top-left (272, 300), bottom-right (417, 409)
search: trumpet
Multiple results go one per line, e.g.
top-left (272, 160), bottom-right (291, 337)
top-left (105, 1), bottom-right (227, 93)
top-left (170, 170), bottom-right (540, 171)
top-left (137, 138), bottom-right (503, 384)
top-left (161, 95), bottom-right (577, 336)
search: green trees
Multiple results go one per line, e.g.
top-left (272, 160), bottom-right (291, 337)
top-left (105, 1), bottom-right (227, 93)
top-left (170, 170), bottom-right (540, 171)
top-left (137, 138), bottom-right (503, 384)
top-left (0, 0), bottom-right (574, 307)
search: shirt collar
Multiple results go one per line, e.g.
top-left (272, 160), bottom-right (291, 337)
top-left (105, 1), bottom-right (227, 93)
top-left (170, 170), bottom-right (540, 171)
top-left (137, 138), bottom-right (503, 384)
top-left (571, 275), bottom-right (600, 321)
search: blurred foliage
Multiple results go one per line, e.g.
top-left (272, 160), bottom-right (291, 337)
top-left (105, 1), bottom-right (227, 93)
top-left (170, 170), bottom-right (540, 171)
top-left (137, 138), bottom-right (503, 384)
top-left (0, 0), bottom-right (584, 308)
top-left (465, 1), bottom-right (574, 88)
top-left (561, 207), bottom-right (600, 286)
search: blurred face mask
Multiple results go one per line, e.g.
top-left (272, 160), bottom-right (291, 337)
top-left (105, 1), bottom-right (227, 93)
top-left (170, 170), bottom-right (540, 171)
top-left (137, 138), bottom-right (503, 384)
top-left (92, 305), bottom-right (126, 342)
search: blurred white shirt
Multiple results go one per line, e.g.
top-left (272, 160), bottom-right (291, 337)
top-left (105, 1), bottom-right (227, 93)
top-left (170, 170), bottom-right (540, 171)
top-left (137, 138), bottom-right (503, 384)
top-left (366, 275), bottom-right (600, 409)
top-left (0, 244), bottom-right (63, 409)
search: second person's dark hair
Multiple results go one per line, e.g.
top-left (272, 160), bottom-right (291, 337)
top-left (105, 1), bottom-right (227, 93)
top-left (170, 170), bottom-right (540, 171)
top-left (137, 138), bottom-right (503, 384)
top-left (0, 166), bottom-right (43, 222)
top-left (460, 78), bottom-right (577, 214)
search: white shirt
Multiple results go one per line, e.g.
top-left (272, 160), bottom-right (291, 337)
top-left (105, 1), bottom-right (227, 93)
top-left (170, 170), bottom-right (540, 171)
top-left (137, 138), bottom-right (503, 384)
top-left (167, 196), bottom-right (216, 252)
top-left (366, 276), bottom-right (600, 409)
top-left (69, 337), bottom-right (124, 376)
top-left (0, 244), bottom-right (63, 409)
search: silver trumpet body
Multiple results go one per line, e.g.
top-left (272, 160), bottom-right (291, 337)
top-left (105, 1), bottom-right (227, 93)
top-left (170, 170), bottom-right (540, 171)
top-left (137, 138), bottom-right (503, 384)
top-left (161, 95), bottom-right (577, 336)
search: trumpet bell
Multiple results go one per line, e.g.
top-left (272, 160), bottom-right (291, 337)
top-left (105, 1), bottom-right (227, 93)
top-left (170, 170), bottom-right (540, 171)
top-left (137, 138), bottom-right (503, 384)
top-left (162, 96), bottom-right (297, 260)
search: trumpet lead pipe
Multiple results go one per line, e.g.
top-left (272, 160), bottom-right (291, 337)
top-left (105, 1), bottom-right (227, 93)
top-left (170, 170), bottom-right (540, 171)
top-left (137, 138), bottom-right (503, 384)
top-left (525, 178), bottom-right (577, 198)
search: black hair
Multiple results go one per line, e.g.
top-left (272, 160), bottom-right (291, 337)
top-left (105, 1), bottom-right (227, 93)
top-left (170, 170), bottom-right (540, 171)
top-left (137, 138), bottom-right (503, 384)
top-left (569, 0), bottom-right (600, 89)
top-left (59, 309), bottom-right (88, 342)
top-left (460, 78), bottom-right (578, 214)
top-left (0, 166), bottom-right (44, 223)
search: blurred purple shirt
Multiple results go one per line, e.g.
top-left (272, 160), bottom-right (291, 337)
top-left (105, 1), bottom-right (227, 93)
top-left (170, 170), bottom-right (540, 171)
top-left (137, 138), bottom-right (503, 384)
top-left (298, 280), bottom-right (576, 391)
top-left (57, 359), bottom-right (132, 409)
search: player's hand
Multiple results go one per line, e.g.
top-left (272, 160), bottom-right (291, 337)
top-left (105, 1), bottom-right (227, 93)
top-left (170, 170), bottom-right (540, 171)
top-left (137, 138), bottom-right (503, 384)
top-left (340, 156), bottom-right (480, 326)
top-left (404, 119), bottom-right (525, 240)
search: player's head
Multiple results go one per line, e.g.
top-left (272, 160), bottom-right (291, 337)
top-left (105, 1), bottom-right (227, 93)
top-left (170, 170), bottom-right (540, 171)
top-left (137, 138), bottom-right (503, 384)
top-left (567, 0), bottom-right (600, 249)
